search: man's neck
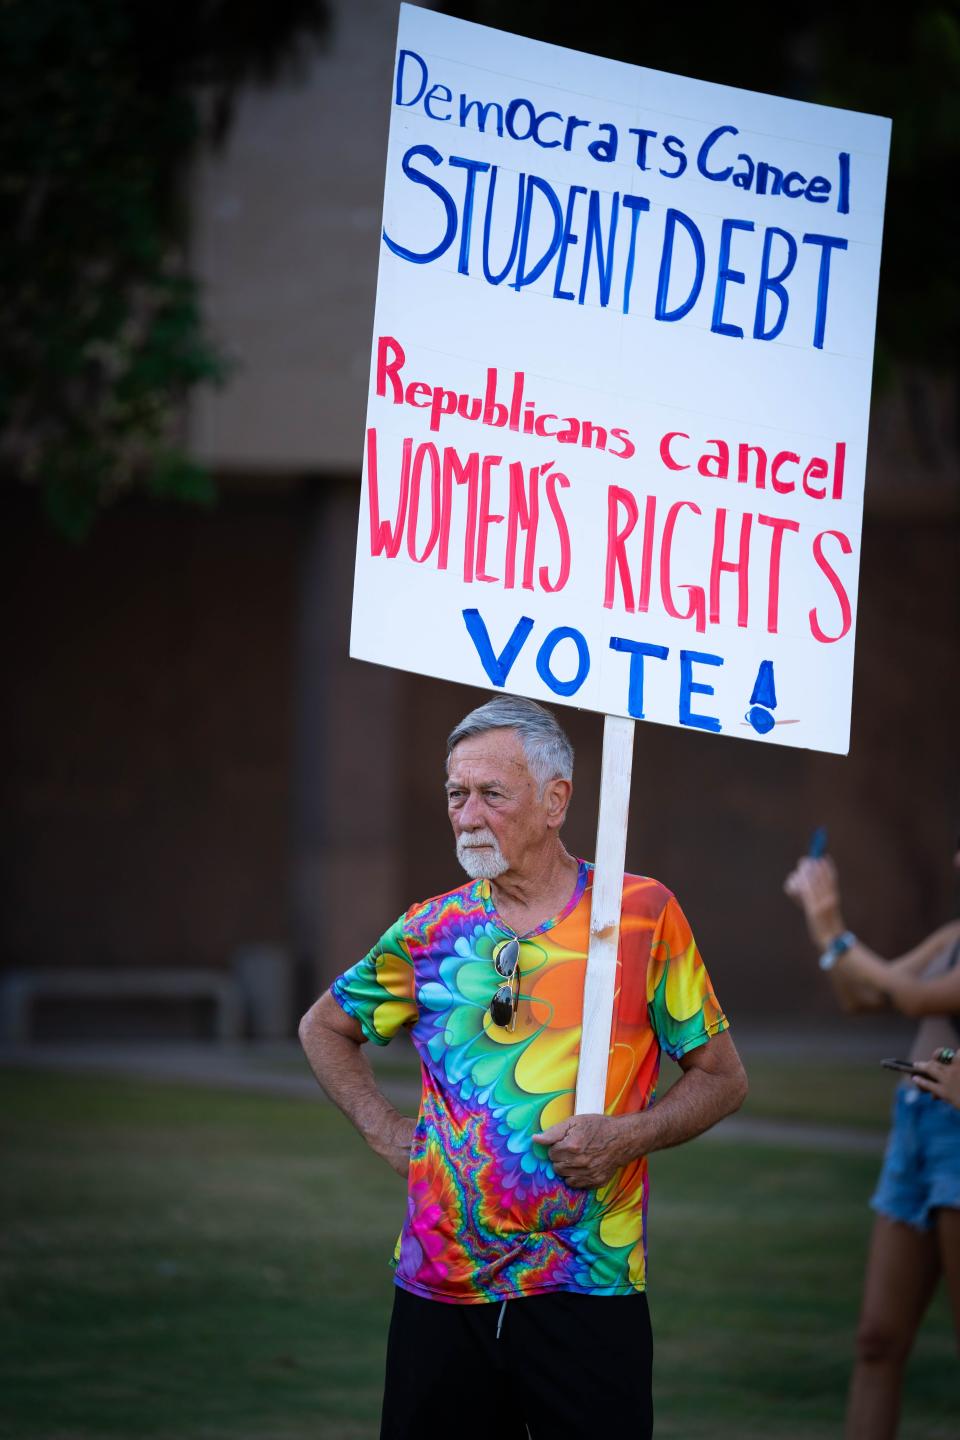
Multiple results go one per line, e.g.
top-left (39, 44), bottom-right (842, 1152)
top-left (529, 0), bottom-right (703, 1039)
top-left (489, 843), bottom-right (580, 936)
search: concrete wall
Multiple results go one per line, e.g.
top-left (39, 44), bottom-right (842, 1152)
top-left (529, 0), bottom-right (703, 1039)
top-left (189, 0), bottom-right (400, 474)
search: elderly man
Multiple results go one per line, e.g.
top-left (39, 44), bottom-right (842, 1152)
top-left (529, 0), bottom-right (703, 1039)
top-left (300, 695), bottom-right (747, 1440)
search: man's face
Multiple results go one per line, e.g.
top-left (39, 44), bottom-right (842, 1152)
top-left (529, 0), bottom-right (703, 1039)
top-left (446, 728), bottom-right (568, 881)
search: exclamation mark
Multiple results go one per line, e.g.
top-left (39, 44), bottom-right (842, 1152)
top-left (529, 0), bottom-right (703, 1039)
top-left (746, 660), bottom-right (777, 735)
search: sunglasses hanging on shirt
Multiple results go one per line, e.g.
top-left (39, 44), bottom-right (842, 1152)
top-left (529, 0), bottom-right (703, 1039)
top-left (490, 936), bottom-right (521, 1031)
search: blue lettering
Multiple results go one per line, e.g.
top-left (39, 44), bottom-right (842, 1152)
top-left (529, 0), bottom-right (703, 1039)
top-left (660, 135), bottom-right (687, 179)
top-left (753, 227), bottom-right (797, 341)
top-left (750, 659), bottom-right (777, 708)
top-left (802, 233), bottom-right (848, 349)
top-left (629, 128), bottom-right (657, 169)
top-left (382, 145), bottom-right (458, 266)
top-left (747, 706), bottom-right (775, 735)
top-left (711, 217), bottom-right (754, 338)
top-left (587, 123), bottom-right (618, 163)
top-left (655, 209), bottom-right (705, 323)
top-left (536, 627), bottom-right (590, 696)
top-left (553, 185), bottom-right (587, 302)
top-left (395, 48), bottom-right (428, 108)
top-left (697, 124), bottom-right (738, 182)
top-left (449, 155), bottom-right (490, 275)
top-left (755, 161), bottom-right (784, 196)
top-left (424, 83), bottom-right (452, 121)
top-left (462, 609), bottom-right (534, 687)
top-left (746, 659), bottom-right (777, 734)
top-left (506, 98), bottom-right (537, 142)
top-left (837, 152), bottom-right (850, 215)
top-left (731, 154), bottom-right (754, 191)
top-left (621, 195), bottom-right (650, 315)
top-left (512, 175), bottom-right (564, 292)
top-left (460, 96), bottom-right (504, 136)
top-left (482, 168), bottom-right (526, 285)
top-left (564, 115), bottom-right (589, 151)
top-left (580, 191), bottom-right (619, 307)
top-left (679, 649), bottom-right (723, 731)
top-left (610, 637), bottom-right (669, 719)
top-left (532, 110), bottom-right (563, 148)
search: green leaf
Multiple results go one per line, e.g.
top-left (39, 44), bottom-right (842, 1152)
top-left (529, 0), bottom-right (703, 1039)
top-left (148, 451), bottom-right (218, 507)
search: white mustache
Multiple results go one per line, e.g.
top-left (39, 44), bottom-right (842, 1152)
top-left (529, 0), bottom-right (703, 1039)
top-left (456, 828), bottom-right (508, 879)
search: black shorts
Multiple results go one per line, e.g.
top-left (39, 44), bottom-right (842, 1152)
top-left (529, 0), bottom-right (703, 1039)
top-left (380, 1285), bottom-right (654, 1440)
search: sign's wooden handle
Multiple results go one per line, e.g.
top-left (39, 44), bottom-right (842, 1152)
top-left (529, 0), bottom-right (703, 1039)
top-left (574, 713), bottom-right (635, 1115)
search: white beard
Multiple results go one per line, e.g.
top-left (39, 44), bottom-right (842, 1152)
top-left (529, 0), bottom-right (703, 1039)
top-left (456, 828), bottom-right (509, 880)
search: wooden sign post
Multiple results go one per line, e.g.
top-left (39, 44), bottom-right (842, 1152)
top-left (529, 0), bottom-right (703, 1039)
top-left (575, 714), bottom-right (636, 1114)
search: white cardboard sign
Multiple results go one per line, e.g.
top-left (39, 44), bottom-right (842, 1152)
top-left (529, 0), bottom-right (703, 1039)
top-left (350, 4), bottom-right (891, 754)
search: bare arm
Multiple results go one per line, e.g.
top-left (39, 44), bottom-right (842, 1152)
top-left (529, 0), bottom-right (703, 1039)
top-left (634, 1028), bottom-right (749, 1150)
top-left (532, 1029), bottom-right (748, 1190)
top-left (783, 856), bottom-right (959, 1012)
top-left (835, 942), bottom-right (960, 1018)
top-left (298, 990), bottom-right (416, 1176)
top-left (784, 854), bottom-right (883, 1009)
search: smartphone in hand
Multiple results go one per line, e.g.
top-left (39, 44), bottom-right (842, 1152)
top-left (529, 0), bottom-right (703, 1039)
top-left (808, 825), bottom-right (828, 859)
top-left (881, 1058), bottom-right (925, 1075)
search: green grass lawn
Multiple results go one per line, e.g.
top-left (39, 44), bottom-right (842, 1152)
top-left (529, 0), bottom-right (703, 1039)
top-left (1, 1066), bottom-right (956, 1440)
top-left (737, 1054), bottom-right (900, 1131)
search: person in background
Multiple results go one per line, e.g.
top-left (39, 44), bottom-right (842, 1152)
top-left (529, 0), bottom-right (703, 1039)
top-left (785, 845), bottom-right (960, 1440)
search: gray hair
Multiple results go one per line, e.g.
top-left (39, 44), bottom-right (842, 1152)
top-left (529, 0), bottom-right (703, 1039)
top-left (446, 696), bottom-right (574, 792)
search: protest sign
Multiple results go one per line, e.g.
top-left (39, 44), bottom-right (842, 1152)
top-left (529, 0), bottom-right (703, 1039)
top-left (351, 4), bottom-right (891, 755)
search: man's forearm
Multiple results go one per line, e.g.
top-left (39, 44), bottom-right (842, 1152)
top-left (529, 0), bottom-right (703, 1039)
top-left (624, 1059), bottom-right (746, 1157)
top-left (299, 997), bottom-right (414, 1174)
top-left (533, 1039), bottom-right (747, 1190)
top-left (302, 1021), bottom-right (398, 1141)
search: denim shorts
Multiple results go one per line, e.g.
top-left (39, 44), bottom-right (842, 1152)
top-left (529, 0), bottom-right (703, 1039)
top-left (871, 1083), bottom-right (960, 1230)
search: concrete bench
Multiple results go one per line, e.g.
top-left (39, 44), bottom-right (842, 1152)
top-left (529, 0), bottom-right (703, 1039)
top-left (0, 967), bottom-right (244, 1044)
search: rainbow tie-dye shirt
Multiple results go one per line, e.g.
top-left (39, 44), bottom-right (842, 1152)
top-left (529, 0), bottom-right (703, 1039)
top-left (331, 861), bottom-right (726, 1304)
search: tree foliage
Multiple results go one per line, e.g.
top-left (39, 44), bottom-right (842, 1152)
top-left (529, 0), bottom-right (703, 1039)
top-left (0, 0), bottom-right (328, 538)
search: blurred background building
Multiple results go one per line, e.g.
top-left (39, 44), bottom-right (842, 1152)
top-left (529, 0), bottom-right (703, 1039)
top-left (2, 0), bottom-right (958, 1041)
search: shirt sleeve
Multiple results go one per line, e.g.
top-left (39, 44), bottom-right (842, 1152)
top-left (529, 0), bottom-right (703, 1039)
top-left (646, 894), bottom-right (727, 1060)
top-left (330, 912), bottom-right (419, 1045)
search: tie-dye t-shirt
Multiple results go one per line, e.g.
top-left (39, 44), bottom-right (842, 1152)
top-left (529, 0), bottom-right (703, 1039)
top-left (331, 860), bottom-right (726, 1304)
